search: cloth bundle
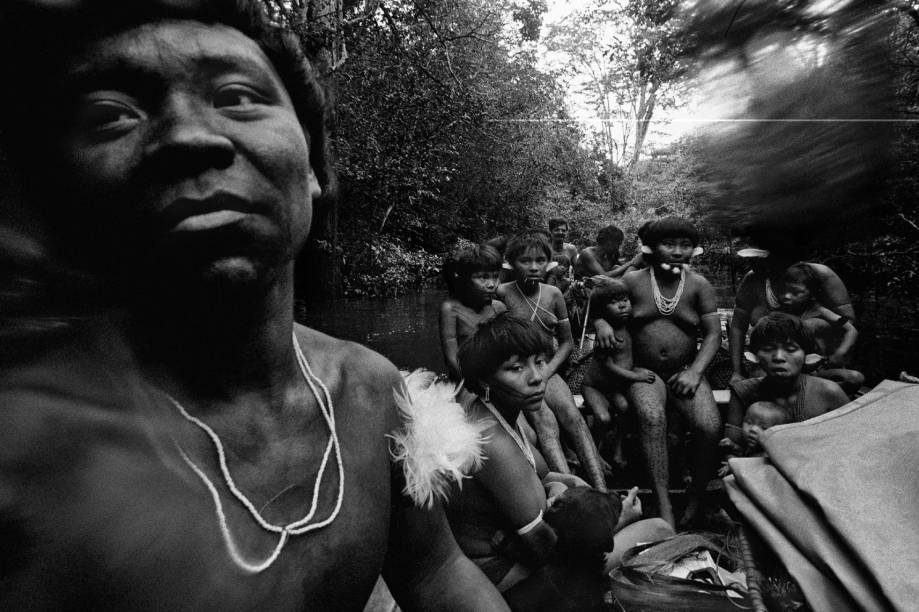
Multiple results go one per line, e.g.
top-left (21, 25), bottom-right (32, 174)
top-left (725, 380), bottom-right (919, 611)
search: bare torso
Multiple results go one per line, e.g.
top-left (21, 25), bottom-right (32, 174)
top-left (0, 325), bottom-right (401, 611)
top-left (625, 269), bottom-right (707, 377)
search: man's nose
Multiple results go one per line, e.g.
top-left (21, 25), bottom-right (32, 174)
top-left (527, 363), bottom-right (544, 384)
top-left (773, 349), bottom-right (788, 361)
top-left (144, 94), bottom-right (235, 175)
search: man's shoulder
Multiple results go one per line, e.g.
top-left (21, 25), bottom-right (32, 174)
top-left (295, 324), bottom-right (400, 386)
top-left (622, 269), bottom-right (646, 286)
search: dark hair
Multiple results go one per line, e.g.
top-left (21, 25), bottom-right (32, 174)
top-left (457, 313), bottom-right (554, 394)
top-left (551, 254), bottom-right (571, 267)
top-left (443, 243), bottom-right (503, 296)
top-left (782, 262), bottom-right (823, 302)
top-left (596, 225), bottom-right (624, 247)
top-left (548, 218), bottom-right (569, 231)
top-left (0, 0), bottom-right (333, 196)
top-left (505, 230), bottom-right (552, 264)
top-left (749, 312), bottom-right (815, 354)
top-left (544, 488), bottom-right (620, 569)
top-left (641, 217), bottom-right (700, 248)
top-left (593, 279), bottom-right (629, 303)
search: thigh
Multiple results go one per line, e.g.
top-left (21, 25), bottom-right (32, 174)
top-left (627, 374), bottom-right (667, 415)
top-left (581, 384), bottom-right (612, 420)
top-left (668, 377), bottom-right (720, 431)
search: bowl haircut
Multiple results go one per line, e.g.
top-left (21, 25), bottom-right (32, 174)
top-left (749, 312), bottom-right (816, 354)
top-left (457, 312), bottom-right (554, 395)
top-left (443, 243), bottom-right (503, 297)
top-left (505, 230), bottom-right (552, 264)
top-left (640, 217), bottom-right (700, 248)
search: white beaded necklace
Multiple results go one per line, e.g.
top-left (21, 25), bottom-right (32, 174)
top-left (764, 277), bottom-right (781, 309)
top-left (167, 331), bottom-right (344, 574)
top-left (650, 266), bottom-right (685, 316)
top-left (482, 399), bottom-right (536, 470)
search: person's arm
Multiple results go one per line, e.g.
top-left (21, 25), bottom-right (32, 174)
top-left (438, 301), bottom-right (462, 381)
top-left (578, 249), bottom-right (605, 277)
top-left (725, 391), bottom-right (746, 445)
top-left (668, 279), bottom-right (720, 398)
top-left (541, 472), bottom-right (590, 489)
top-left (383, 501), bottom-right (510, 611)
top-left (818, 306), bottom-right (858, 365)
top-left (604, 253), bottom-right (644, 278)
top-left (600, 354), bottom-right (656, 384)
top-left (814, 263), bottom-right (855, 322)
top-left (547, 286), bottom-right (572, 375)
top-left (476, 437), bottom-right (557, 568)
top-left (729, 308), bottom-right (751, 384)
top-left (730, 273), bottom-right (756, 384)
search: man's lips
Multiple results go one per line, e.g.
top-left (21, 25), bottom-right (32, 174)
top-left (161, 192), bottom-right (260, 231)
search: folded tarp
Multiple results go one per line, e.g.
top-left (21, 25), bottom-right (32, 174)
top-left (727, 380), bottom-right (919, 611)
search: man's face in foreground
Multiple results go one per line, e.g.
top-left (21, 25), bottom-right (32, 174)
top-left (58, 19), bottom-right (318, 286)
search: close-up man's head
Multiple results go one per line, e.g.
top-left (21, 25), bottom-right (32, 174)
top-left (548, 217), bottom-right (569, 242)
top-left (0, 0), bottom-right (333, 293)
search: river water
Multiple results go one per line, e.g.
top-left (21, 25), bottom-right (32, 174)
top-left (299, 287), bottom-right (448, 373)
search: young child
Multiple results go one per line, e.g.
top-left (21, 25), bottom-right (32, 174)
top-left (439, 242), bottom-right (506, 382)
top-left (580, 280), bottom-right (656, 470)
top-left (780, 262), bottom-right (864, 393)
top-left (498, 230), bottom-right (606, 490)
top-left (718, 400), bottom-right (788, 476)
top-left (546, 254), bottom-right (572, 294)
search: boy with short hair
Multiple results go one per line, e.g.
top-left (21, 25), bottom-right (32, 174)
top-left (580, 280), bottom-right (656, 469)
top-left (546, 254), bottom-right (572, 294)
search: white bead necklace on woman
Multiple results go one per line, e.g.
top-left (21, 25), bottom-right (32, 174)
top-left (166, 330), bottom-right (344, 574)
top-left (482, 398), bottom-right (536, 470)
top-left (650, 266), bottom-right (685, 316)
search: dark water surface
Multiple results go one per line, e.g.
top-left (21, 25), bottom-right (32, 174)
top-left (299, 288), bottom-right (448, 373)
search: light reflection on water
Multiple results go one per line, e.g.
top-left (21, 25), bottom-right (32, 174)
top-left (298, 287), bottom-right (448, 373)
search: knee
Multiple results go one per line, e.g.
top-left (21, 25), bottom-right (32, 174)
top-left (635, 402), bottom-right (665, 428)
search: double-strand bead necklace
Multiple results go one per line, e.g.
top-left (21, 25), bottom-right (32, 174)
top-left (650, 266), bottom-right (686, 316)
top-left (166, 331), bottom-right (344, 574)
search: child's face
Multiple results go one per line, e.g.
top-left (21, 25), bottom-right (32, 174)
top-left (550, 224), bottom-right (569, 243)
top-left (605, 296), bottom-right (632, 323)
top-left (554, 263), bottom-right (570, 277)
top-left (755, 339), bottom-right (805, 379)
top-left (742, 407), bottom-right (786, 448)
top-left (780, 281), bottom-right (811, 312)
top-left (512, 247), bottom-right (549, 283)
top-left (466, 270), bottom-right (500, 304)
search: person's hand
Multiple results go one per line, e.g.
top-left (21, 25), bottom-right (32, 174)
top-left (587, 275), bottom-right (612, 289)
top-left (729, 372), bottom-right (745, 386)
top-left (616, 486), bottom-right (643, 530)
top-left (719, 437), bottom-right (742, 454)
top-left (667, 368), bottom-right (702, 398)
top-left (633, 367), bottom-right (656, 384)
top-left (718, 462), bottom-right (732, 478)
top-left (826, 352), bottom-right (845, 368)
top-left (745, 426), bottom-right (763, 451)
top-left (594, 320), bottom-right (619, 350)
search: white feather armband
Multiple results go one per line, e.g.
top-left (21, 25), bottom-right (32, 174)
top-left (389, 370), bottom-right (492, 508)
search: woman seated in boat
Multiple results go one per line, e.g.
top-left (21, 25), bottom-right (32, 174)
top-left (726, 312), bottom-right (850, 448)
top-left (447, 313), bottom-right (672, 609)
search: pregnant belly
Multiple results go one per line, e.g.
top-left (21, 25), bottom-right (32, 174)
top-left (631, 318), bottom-right (697, 374)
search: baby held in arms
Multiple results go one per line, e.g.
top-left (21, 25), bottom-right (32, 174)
top-left (718, 401), bottom-right (788, 476)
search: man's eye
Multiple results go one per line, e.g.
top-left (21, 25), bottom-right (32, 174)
top-left (213, 84), bottom-right (267, 109)
top-left (78, 99), bottom-right (140, 133)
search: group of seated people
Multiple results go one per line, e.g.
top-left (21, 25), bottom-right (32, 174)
top-left (436, 216), bottom-right (863, 608)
